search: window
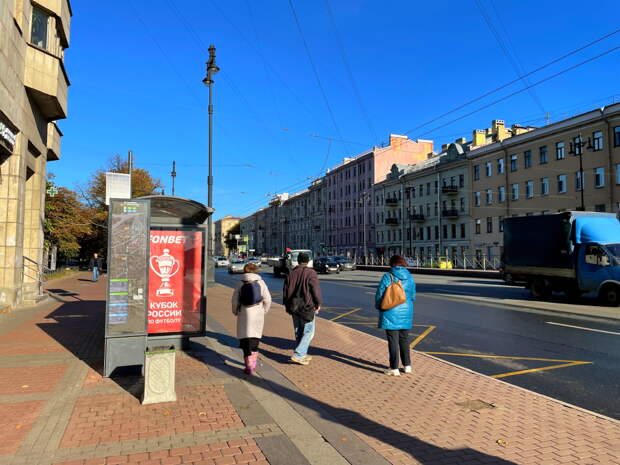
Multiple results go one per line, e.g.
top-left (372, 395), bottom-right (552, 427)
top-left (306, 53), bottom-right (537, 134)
top-left (499, 216), bottom-right (504, 232)
top-left (511, 183), bottom-right (519, 200)
top-left (485, 162), bottom-right (492, 177)
top-left (451, 224), bottom-right (456, 239)
top-left (524, 150), bottom-right (532, 168)
top-left (486, 217), bottom-right (493, 234)
top-left (539, 145), bottom-right (548, 164)
top-left (460, 197), bottom-right (465, 211)
top-left (575, 171), bottom-right (584, 191)
top-left (595, 167), bottom-right (605, 187)
top-left (510, 154), bottom-right (518, 171)
top-left (442, 225), bottom-right (448, 239)
top-left (31, 7), bottom-right (49, 49)
top-left (615, 126), bottom-right (620, 147)
top-left (474, 192), bottom-right (481, 207)
top-left (426, 183), bottom-right (431, 195)
top-left (474, 165), bottom-right (480, 180)
top-left (557, 174), bottom-right (567, 193)
top-left (434, 226), bottom-right (439, 240)
top-left (595, 204), bottom-right (606, 212)
top-left (485, 188), bottom-right (492, 205)
top-left (592, 131), bottom-right (603, 151)
top-left (497, 158), bottom-right (504, 174)
top-left (419, 184), bottom-right (424, 197)
top-left (526, 181), bottom-right (534, 198)
top-left (573, 136), bottom-right (583, 155)
top-left (498, 186), bottom-right (506, 202)
top-left (541, 177), bottom-right (549, 195)
top-left (460, 223), bottom-right (466, 238)
top-left (475, 219), bottom-right (481, 234)
top-left (556, 141), bottom-right (565, 160)
top-left (459, 174), bottom-right (464, 187)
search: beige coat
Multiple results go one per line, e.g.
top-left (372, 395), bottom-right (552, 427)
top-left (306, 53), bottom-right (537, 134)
top-left (231, 273), bottom-right (271, 339)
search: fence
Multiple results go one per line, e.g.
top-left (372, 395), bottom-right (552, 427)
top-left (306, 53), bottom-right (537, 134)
top-left (354, 254), bottom-right (502, 271)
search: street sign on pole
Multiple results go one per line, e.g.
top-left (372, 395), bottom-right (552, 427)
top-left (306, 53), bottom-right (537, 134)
top-left (105, 172), bottom-right (131, 206)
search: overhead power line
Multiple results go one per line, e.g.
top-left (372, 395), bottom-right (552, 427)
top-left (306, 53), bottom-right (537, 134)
top-left (415, 44), bottom-right (620, 139)
top-left (403, 28), bottom-right (620, 136)
top-left (287, 0), bottom-right (348, 159)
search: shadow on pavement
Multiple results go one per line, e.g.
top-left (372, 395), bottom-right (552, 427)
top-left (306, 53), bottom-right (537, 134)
top-left (191, 334), bottom-right (517, 465)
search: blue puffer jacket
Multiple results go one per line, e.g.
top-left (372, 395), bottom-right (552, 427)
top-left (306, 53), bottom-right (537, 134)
top-left (374, 266), bottom-right (415, 330)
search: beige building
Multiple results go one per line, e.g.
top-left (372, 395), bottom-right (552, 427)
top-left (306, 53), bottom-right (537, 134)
top-left (0, 0), bottom-right (71, 308)
top-left (213, 216), bottom-right (240, 257)
top-left (470, 105), bottom-right (620, 261)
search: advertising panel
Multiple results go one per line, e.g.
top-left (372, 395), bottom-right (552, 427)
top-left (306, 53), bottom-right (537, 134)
top-left (148, 230), bottom-right (203, 333)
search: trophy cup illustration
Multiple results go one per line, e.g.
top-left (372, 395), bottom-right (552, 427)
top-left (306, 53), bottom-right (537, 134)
top-left (150, 249), bottom-right (180, 297)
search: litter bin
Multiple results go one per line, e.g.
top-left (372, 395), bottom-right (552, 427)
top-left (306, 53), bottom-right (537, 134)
top-left (142, 346), bottom-right (177, 405)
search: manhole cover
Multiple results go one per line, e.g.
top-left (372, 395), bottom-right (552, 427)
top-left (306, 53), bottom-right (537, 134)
top-left (455, 399), bottom-right (495, 412)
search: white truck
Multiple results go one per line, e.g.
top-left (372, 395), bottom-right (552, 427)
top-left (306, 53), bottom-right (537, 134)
top-left (269, 249), bottom-right (314, 277)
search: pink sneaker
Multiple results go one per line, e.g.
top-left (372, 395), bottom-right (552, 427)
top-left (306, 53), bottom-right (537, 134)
top-left (249, 352), bottom-right (258, 372)
top-left (243, 356), bottom-right (252, 375)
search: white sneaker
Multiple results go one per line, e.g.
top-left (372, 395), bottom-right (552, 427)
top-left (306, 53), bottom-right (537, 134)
top-left (403, 365), bottom-right (412, 373)
top-left (384, 368), bottom-right (400, 376)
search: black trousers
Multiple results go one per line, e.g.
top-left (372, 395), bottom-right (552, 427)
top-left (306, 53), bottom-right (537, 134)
top-left (385, 330), bottom-right (411, 369)
top-left (239, 338), bottom-right (260, 357)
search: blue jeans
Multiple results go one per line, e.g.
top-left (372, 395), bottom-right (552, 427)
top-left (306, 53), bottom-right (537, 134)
top-left (292, 314), bottom-right (315, 359)
top-left (92, 267), bottom-right (99, 282)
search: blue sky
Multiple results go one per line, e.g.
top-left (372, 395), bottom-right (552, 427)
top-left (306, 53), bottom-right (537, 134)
top-left (54, 0), bottom-right (620, 220)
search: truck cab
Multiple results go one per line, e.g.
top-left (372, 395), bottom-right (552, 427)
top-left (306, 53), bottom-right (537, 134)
top-left (578, 242), bottom-right (620, 304)
top-left (272, 249), bottom-right (313, 277)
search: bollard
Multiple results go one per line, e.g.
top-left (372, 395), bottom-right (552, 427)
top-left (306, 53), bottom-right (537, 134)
top-left (142, 346), bottom-right (177, 405)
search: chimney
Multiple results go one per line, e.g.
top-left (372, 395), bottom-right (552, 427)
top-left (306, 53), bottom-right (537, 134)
top-left (455, 137), bottom-right (467, 145)
top-left (472, 129), bottom-right (486, 146)
top-left (492, 119), bottom-right (509, 141)
top-left (441, 143), bottom-right (449, 151)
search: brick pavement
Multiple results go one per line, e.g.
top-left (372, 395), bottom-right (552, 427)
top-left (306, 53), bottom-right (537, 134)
top-left (207, 283), bottom-right (620, 465)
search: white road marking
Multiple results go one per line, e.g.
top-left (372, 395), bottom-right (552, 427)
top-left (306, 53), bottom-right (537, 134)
top-left (546, 321), bottom-right (620, 336)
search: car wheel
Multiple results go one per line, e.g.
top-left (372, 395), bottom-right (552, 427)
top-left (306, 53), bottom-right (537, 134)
top-left (599, 283), bottom-right (620, 307)
top-left (530, 277), bottom-right (551, 299)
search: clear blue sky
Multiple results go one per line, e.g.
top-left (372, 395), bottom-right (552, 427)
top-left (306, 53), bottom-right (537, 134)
top-left (54, 0), bottom-right (620, 220)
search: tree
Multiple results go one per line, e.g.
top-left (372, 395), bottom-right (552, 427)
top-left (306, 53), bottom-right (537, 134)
top-left (77, 155), bottom-right (163, 260)
top-left (44, 180), bottom-right (92, 260)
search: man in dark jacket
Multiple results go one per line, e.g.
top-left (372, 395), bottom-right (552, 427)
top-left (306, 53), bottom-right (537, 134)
top-left (89, 253), bottom-right (103, 282)
top-left (283, 253), bottom-right (322, 365)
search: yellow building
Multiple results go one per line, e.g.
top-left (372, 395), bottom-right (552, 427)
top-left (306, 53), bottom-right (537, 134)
top-left (214, 216), bottom-right (240, 257)
top-left (0, 0), bottom-right (71, 308)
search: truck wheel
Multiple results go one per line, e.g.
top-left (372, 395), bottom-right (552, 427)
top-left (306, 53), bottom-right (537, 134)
top-left (599, 284), bottom-right (620, 307)
top-left (530, 278), bottom-right (551, 299)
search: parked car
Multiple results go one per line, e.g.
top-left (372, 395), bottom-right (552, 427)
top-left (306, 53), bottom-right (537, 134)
top-left (228, 260), bottom-right (247, 274)
top-left (247, 257), bottom-right (262, 267)
top-left (314, 257), bottom-right (340, 274)
top-left (214, 256), bottom-right (229, 267)
top-left (334, 256), bottom-right (356, 271)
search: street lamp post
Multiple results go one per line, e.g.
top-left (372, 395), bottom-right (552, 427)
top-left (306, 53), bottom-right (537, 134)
top-left (570, 132), bottom-right (587, 211)
top-left (203, 45), bottom-right (219, 284)
top-left (360, 191), bottom-right (369, 264)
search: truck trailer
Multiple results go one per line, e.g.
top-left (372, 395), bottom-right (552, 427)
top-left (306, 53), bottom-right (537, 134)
top-left (503, 212), bottom-right (620, 306)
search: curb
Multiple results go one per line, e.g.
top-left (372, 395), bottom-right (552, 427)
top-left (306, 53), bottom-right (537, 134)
top-left (356, 265), bottom-right (501, 279)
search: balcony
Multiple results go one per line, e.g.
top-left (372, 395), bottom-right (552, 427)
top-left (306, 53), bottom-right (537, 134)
top-left (409, 214), bottom-right (425, 223)
top-left (385, 218), bottom-right (399, 226)
top-left (46, 123), bottom-right (62, 161)
top-left (441, 185), bottom-right (458, 195)
top-left (37, 0), bottom-right (72, 47)
top-left (385, 198), bottom-right (399, 207)
top-left (24, 44), bottom-right (69, 120)
top-left (441, 209), bottom-right (459, 219)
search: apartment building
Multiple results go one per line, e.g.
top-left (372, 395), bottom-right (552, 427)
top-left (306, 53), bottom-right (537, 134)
top-left (0, 0), bottom-right (71, 308)
top-left (239, 214), bottom-right (256, 253)
top-left (470, 104), bottom-right (620, 260)
top-left (325, 134), bottom-right (434, 257)
top-left (213, 216), bottom-right (240, 256)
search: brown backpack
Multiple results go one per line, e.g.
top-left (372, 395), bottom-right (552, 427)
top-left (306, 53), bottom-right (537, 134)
top-left (380, 274), bottom-right (406, 310)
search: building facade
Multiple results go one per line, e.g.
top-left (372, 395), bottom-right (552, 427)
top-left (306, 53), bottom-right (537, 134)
top-left (469, 105), bottom-right (620, 261)
top-left (213, 216), bottom-right (240, 256)
top-left (0, 0), bottom-right (71, 308)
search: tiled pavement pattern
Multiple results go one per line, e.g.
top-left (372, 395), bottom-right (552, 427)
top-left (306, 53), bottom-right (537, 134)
top-left (207, 283), bottom-right (620, 465)
top-left (0, 274), bottom-right (293, 465)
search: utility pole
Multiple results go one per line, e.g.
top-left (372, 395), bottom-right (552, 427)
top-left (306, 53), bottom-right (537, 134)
top-left (171, 160), bottom-right (176, 196)
top-left (203, 45), bottom-right (219, 284)
top-left (128, 150), bottom-right (133, 197)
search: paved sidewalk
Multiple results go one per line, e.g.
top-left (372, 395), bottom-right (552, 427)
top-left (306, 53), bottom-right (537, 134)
top-left (0, 274), bottom-right (618, 465)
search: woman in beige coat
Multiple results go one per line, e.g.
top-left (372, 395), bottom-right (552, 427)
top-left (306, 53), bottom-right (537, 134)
top-left (231, 263), bottom-right (272, 374)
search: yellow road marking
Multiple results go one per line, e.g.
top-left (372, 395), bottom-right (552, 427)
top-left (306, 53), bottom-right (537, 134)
top-left (491, 361), bottom-right (592, 379)
top-left (330, 308), bottom-right (362, 321)
top-left (410, 325), bottom-right (436, 349)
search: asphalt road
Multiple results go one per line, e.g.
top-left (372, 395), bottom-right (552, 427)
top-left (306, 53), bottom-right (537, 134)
top-left (215, 266), bottom-right (620, 420)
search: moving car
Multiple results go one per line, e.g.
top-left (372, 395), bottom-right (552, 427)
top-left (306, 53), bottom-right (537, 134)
top-left (228, 260), bottom-right (247, 274)
top-left (334, 256), bottom-right (356, 271)
top-left (269, 249), bottom-right (314, 276)
top-left (247, 257), bottom-right (262, 267)
top-left (214, 256), bottom-right (229, 267)
top-left (314, 257), bottom-right (340, 274)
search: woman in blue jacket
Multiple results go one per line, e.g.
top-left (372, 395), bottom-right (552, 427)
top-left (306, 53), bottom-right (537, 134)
top-left (374, 255), bottom-right (416, 376)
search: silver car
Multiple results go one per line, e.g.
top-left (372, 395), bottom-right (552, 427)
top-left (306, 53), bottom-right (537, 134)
top-left (228, 260), bottom-right (246, 274)
top-left (214, 256), bottom-right (229, 267)
top-left (247, 258), bottom-right (261, 267)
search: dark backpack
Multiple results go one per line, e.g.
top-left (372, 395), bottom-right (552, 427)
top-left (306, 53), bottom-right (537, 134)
top-left (239, 281), bottom-right (263, 306)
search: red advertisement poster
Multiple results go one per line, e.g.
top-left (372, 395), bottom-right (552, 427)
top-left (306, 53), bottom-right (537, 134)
top-left (148, 230), bottom-right (202, 334)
